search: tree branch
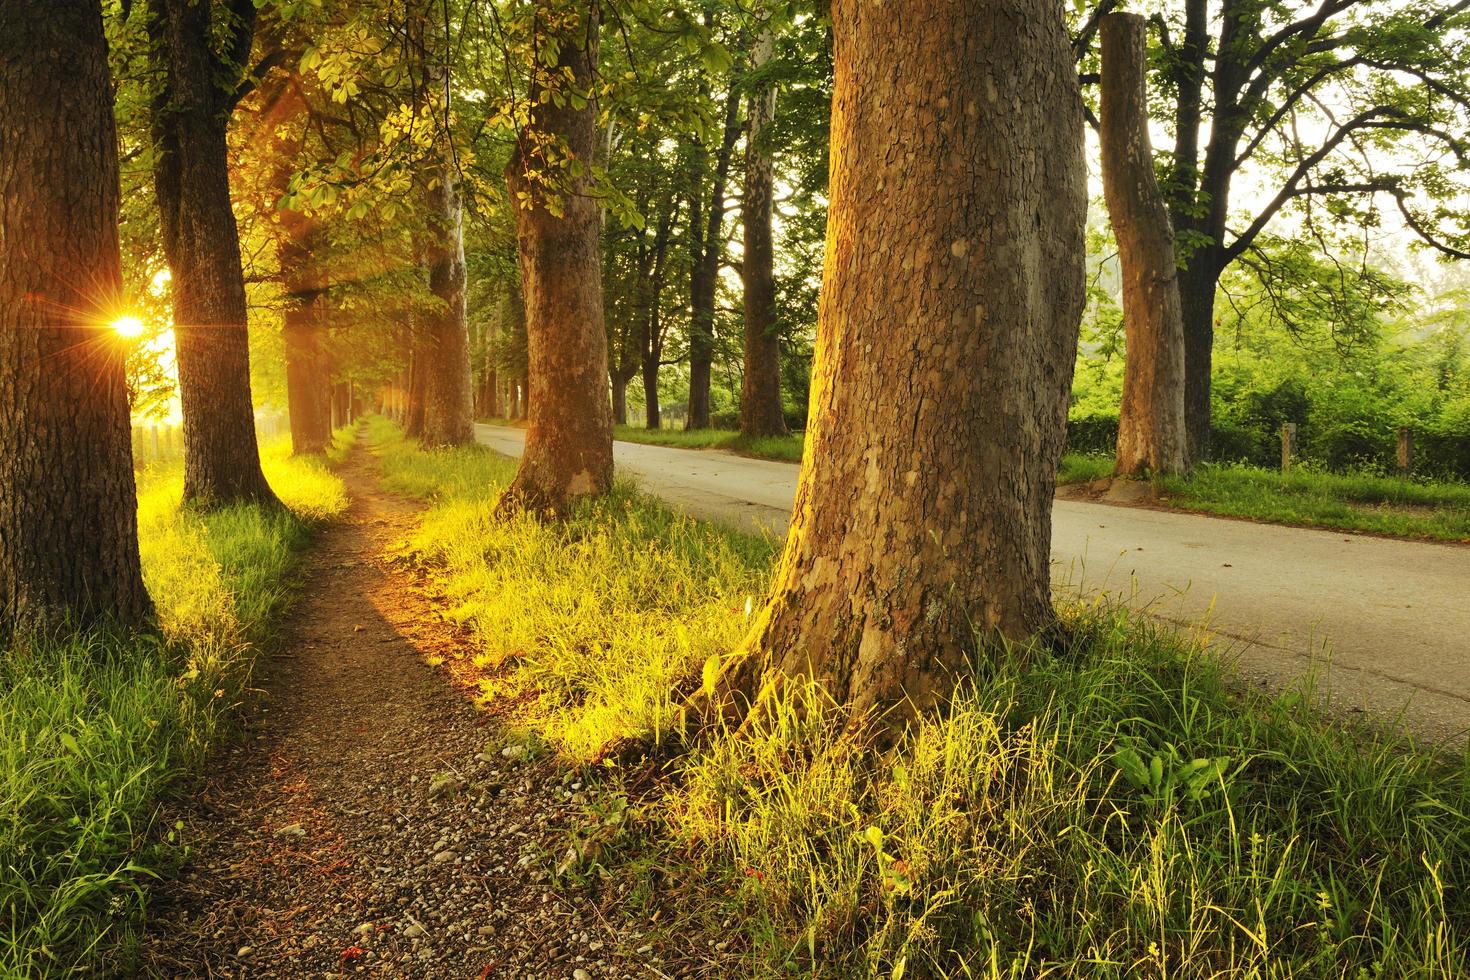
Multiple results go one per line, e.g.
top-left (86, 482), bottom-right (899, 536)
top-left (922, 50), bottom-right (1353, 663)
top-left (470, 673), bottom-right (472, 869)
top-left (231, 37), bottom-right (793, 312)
top-left (1223, 105), bottom-right (1403, 263)
top-left (227, 46), bottom-right (296, 113)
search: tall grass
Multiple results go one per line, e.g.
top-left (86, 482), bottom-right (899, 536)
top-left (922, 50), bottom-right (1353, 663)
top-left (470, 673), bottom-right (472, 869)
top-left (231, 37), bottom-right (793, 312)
top-left (677, 614), bottom-right (1470, 976)
top-left (370, 417), bottom-right (773, 758)
top-left (375, 419), bottom-right (1470, 977)
top-left (0, 431), bottom-right (350, 975)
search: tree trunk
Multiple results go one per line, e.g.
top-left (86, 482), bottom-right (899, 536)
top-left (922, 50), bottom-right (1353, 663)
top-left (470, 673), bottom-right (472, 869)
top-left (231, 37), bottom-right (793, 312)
top-left (686, 87), bottom-right (743, 430)
top-left (740, 19), bottom-right (789, 439)
top-left (419, 164), bottom-right (475, 447)
top-left (148, 0), bottom-right (277, 508)
top-left (404, 334), bottom-right (428, 438)
top-left (478, 364), bottom-right (501, 418)
top-left (1164, 0), bottom-right (1214, 462)
top-left (0, 0), bottom-right (152, 635)
top-left (612, 378), bottom-right (629, 426)
top-left (1179, 261), bottom-right (1216, 459)
top-left (717, 0), bottom-right (1086, 723)
top-left (278, 225), bottom-right (334, 456)
top-left (1100, 13), bottom-right (1188, 477)
top-left (499, 3), bottom-right (612, 515)
top-left (642, 353), bottom-right (662, 430)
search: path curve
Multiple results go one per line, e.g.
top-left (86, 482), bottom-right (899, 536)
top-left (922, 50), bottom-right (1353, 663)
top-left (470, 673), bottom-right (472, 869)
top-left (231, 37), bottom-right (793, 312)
top-left (478, 423), bottom-right (1470, 746)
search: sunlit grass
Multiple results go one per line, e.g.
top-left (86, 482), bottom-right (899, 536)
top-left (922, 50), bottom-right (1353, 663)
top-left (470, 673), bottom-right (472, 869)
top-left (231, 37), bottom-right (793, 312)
top-left (0, 429), bottom-right (351, 975)
top-left (369, 416), bottom-right (773, 758)
top-left (1059, 451), bottom-right (1470, 541)
top-left (675, 614), bottom-right (1470, 976)
top-left (374, 416), bottom-right (1470, 976)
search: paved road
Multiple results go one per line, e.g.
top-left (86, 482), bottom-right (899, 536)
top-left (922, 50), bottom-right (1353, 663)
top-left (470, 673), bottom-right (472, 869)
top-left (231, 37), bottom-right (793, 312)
top-left (476, 424), bottom-right (1470, 745)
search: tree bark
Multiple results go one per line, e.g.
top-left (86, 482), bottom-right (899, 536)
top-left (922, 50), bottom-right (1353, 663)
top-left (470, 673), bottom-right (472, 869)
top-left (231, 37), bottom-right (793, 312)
top-left (148, 0), bottom-right (277, 507)
top-left (499, 3), bottom-right (613, 514)
top-left (611, 378), bottom-right (629, 426)
top-left (478, 364), bottom-right (501, 418)
top-left (277, 222), bottom-right (334, 456)
top-left (717, 0), bottom-right (1086, 723)
top-left (419, 163), bottom-right (475, 447)
top-left (404, 332), bottom-right (428, 438)
top-left (0, 0), bottom-right (152, 635)
top-left (1100, 13), bottom-right (1188, 477)
top-left (640, 194), bottom-right (678, 430)
top-left (739, 18), bottom-right (789, 439)
top-left (686, 87), bottom-right (743, 430)
top-left (641, 353), bottom-right (662, 430)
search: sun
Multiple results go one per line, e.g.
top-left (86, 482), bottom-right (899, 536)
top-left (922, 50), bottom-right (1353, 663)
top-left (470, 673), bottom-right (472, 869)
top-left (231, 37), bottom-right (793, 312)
top-left (111, 315), bottom-right (146, 339)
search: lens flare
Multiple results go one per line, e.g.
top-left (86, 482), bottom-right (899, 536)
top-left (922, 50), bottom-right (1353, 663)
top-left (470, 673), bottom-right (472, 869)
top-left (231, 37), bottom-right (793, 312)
top-left (112, 315), bottom-right (146, 339)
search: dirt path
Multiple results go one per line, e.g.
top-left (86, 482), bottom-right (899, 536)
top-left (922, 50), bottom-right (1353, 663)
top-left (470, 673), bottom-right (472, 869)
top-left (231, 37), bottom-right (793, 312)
top-left (140, 449), bottom-right (668, 979)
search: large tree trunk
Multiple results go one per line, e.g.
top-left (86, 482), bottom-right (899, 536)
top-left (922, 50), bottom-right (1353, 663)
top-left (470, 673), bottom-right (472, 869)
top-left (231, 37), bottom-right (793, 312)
top-left (716, 0), bottom-right (1086, 723)
top-left (739, 19), bottom-right (789, 439)
top-left (148, 0), bottom-right (277, 507)
top-left (686, 87), bottom-right (743, 430)
top-left (1100, 14), bottom-right (1188, 477)
top-left (419, 163), bottom-right (475, 447)
top-left (499, 4), bottom-right (613, 515)
top-left (0, 0), bottom-right (152, 635)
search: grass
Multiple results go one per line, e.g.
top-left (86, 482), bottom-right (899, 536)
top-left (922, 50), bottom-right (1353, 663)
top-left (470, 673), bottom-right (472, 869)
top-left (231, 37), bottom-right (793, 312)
top-left (1061, 452), bottom-right (1470, 542)
top-left (369, 415), bottom-right (774, 758)
top-left (369, 416), bottom-right (1470, 978)
top-left (0, 429), bottom-right (351, 975)
top-left (610, 423), bottom-right (805, 462)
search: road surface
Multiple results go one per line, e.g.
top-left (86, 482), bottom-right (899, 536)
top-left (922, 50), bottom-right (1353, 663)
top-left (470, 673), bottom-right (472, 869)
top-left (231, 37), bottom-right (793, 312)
top-left (476, 424), bottom-right (1470, 745)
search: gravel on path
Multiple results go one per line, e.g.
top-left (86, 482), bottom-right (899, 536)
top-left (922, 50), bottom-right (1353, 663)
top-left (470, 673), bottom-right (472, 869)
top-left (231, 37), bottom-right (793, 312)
top-left (139, 448), bottom-right (726, 978)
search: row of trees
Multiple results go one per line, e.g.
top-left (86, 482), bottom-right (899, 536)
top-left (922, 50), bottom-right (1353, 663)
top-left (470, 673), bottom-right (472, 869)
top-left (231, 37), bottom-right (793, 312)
top-left (3, 0), bottom-right (1468, 721)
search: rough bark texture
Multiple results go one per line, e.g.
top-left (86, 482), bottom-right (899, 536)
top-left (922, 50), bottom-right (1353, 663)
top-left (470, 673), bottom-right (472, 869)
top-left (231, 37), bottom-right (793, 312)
top-left (685, 87), bottom-right (742, 430)
top-left (726, 0), bottom-right (1086, 722)
top-left (499, 4), bottom-right (613, 514)
top-left (0, 0), bottom-right (152, 634)
top-left (149, 0), bottom-right (277, 507)
top-left (1100, 14), bottom-right (1188, 478)
top-left (419, 164), bottom-right (474, 447)
top-left (739, 21), bottom-right (789, 439)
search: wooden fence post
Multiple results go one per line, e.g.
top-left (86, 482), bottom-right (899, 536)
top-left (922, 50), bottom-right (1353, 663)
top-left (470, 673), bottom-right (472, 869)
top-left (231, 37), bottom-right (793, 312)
top-left (1280, 422), bottom-right (1297, 472)
top-left (1397, 426), bottom-right (1413, 476)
